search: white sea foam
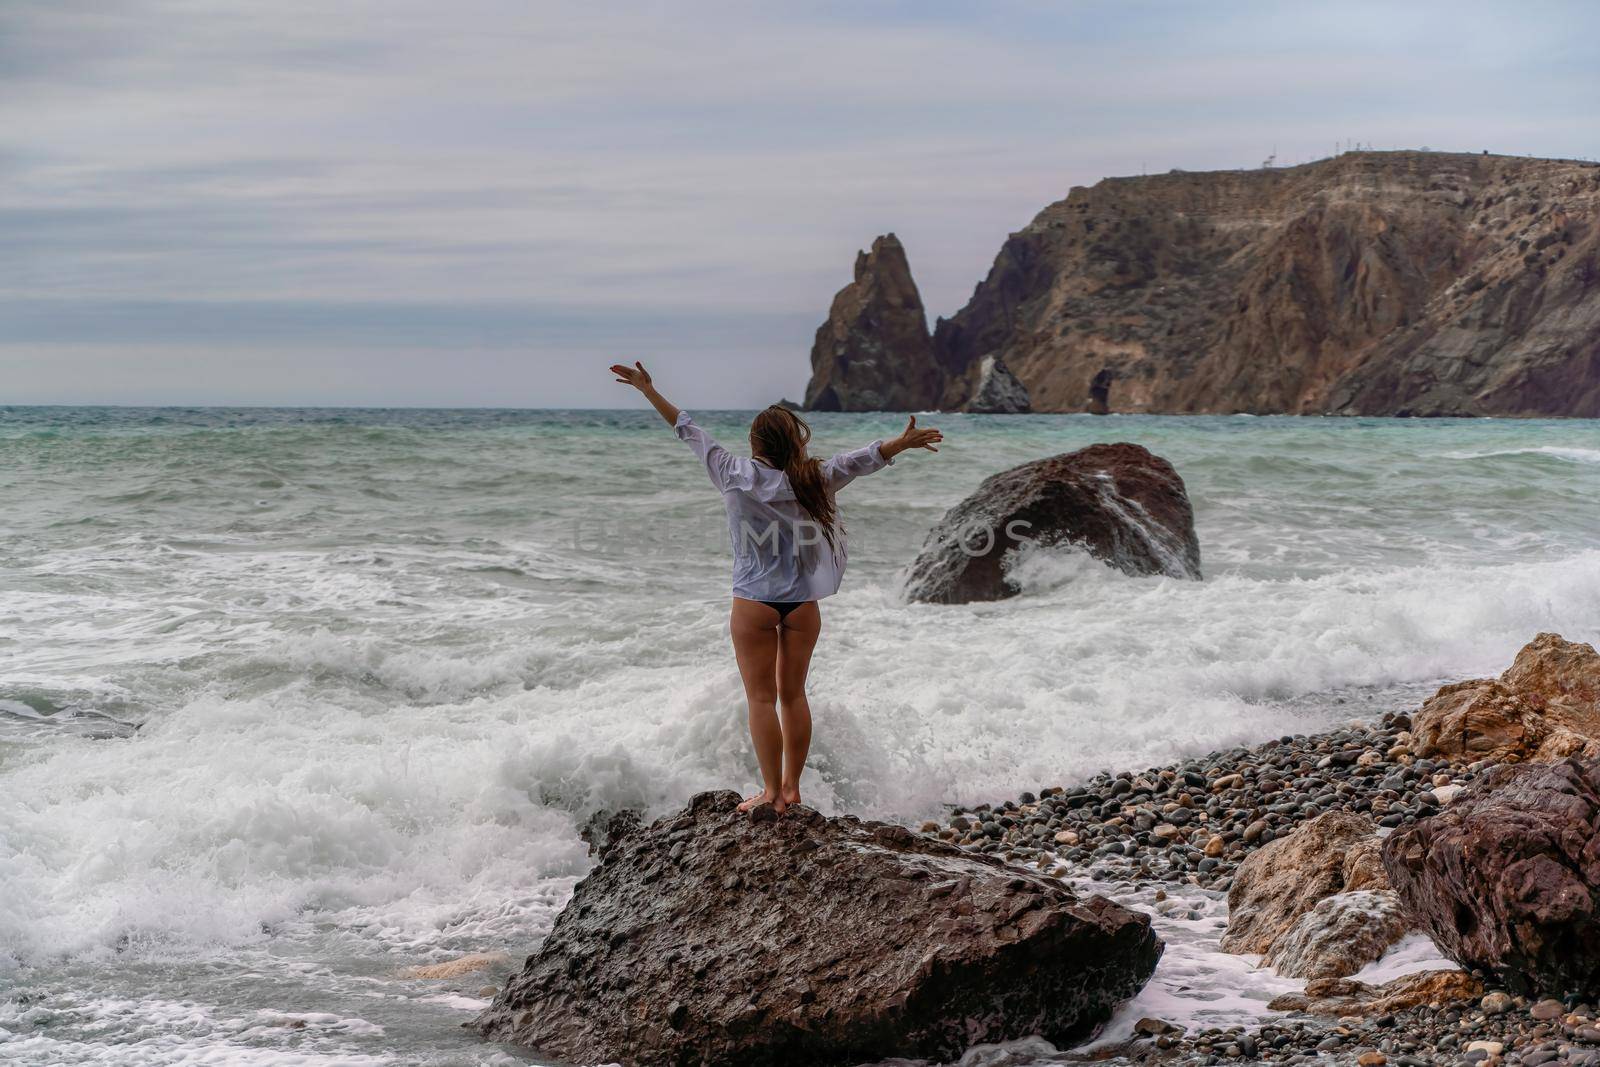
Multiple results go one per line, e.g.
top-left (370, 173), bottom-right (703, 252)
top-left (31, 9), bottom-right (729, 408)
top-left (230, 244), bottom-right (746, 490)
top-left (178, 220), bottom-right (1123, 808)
top-left (1075, 879), bottom-right (1297, 1047)
top-left (7, 548), bottom-right (1597, 979)
top-left (1352, 931), bottom-right (1457, 984)
top-left (1442, 445), bottom-right (1600, 464)
top-left (0, 994), bottom-right (402, 1066)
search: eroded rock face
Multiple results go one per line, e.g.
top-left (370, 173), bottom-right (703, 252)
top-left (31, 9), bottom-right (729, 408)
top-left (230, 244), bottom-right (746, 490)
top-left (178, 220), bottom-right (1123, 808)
top-left (1267, 970), bottom-right (1483, 1016)
top-left (1383, 756), bottom-right (1600, 996)
top-left (1221, 811), bottom-right (1383, 955)
top-left (804, 152), bottom-right (1600, 416)
top-left (902, 443), bottom-right (1200, 604)
top-left (804, 234), bottom-right (942, 412)
top-left (1261, 890), bottom-right (1410, 980)
top-left (475, 791), bottom-right (1163, 1067)
top-left (1411, 633), bottom-right (1600, 764)
top-left (943, 152), bottom-right (1600, 416)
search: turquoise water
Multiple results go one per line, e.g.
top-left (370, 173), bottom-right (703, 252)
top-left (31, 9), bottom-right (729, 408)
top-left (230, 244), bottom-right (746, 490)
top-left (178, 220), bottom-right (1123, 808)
top-left (3, 406), bottom-right (1599, 1063)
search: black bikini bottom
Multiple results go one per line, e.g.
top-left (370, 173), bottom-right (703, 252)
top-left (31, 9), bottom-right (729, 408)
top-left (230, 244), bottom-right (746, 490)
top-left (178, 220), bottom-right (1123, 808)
top-left (759, 600), bottom-right (809, 621)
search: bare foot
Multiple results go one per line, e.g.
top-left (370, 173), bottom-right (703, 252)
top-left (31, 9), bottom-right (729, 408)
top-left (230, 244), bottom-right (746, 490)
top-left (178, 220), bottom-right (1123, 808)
top-left (737, 790), bottom-right (777, 813)
top-left (779, 783), bottom-right (801, 812)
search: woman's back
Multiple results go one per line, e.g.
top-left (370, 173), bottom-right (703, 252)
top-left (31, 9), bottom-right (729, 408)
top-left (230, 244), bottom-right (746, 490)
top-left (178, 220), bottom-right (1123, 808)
top-left (673, 411), bottom-right (889, 602)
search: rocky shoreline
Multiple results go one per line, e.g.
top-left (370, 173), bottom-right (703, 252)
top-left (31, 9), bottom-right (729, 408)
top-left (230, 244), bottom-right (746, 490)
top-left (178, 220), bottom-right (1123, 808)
top-left (914, 639), bottom-right (1600, 1066)
top-left (462, 634), bottom-right (1600, 1067)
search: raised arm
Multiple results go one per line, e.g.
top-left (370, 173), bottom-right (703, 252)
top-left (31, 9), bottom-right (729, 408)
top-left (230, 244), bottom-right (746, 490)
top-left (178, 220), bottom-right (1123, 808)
top-left (609, 360), bottom-right (749, 490)
top-left (610, 360), bottom-right (679, 425)
top-left (825, 414), bottom-right (943, 490)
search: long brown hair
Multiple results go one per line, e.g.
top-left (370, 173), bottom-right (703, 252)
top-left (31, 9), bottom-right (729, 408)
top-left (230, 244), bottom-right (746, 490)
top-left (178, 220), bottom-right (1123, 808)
top-left (749, 406), bottom-right (839, 550)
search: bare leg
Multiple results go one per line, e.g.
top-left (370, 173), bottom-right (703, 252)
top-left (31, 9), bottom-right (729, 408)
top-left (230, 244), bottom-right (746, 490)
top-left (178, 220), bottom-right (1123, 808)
top-left (730, 598), bottom-right (782, 811)
top-left (776, 602), bottom-right (821, 809)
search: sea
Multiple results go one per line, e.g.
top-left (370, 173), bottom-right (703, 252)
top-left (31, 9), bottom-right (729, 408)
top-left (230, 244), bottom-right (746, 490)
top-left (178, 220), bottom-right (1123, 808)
top-left (3, 406), bottom-right (1599, 1065)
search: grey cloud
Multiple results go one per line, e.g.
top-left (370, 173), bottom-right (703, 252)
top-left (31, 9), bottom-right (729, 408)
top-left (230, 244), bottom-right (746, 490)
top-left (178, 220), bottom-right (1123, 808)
top-left (0, 297), bottom-right (814, 347)
top-left (1, 1), bottom-right (1597, 405)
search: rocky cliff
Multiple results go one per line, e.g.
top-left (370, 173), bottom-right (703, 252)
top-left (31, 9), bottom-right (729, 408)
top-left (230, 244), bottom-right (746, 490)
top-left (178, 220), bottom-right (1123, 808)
top-left (805, 152), bottom-right (1600, 416)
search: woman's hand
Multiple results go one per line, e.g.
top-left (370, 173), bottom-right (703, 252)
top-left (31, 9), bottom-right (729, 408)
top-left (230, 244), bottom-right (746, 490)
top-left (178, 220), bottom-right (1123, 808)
top-left (609, 360), bottom-right (680, 426)
top-left (882, 415), bottom-right (943, 459)
top-left (609, 360), bottom-right (653, 391)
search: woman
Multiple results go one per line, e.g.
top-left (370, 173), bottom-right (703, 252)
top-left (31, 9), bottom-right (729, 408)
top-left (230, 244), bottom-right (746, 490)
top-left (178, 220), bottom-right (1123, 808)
top-left (610, 361), bottom-right (942, 813)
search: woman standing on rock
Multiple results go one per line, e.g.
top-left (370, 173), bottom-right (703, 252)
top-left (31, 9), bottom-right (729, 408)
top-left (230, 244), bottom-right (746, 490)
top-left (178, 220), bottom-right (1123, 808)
top-left (610, 361), bottom-right (942, 813)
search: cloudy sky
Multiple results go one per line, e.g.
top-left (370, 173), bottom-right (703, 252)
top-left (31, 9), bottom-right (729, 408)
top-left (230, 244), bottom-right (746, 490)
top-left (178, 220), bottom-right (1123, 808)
top-left (4, 1), bottom-right (1598, 407)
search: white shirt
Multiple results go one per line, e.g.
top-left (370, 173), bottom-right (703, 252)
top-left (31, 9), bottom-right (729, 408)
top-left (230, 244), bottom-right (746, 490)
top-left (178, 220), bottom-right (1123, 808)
top-left (674, 412), bottom-right (892, 602)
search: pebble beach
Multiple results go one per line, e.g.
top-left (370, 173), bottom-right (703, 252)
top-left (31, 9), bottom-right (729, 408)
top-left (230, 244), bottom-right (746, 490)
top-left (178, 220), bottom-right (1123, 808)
top-left (924, 708), bottom-right (1600, 1067)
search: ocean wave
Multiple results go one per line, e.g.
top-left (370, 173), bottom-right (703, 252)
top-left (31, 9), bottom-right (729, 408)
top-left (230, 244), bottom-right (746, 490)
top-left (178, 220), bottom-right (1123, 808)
top-left (5, 547), bottom-right (1599, 969)
top-left (1441, 445), bottom-right (1600, 464)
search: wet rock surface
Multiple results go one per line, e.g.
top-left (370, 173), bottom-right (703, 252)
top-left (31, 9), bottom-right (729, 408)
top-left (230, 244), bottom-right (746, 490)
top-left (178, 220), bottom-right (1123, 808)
top-left (1411, 633), bottom-right (1600, 764)
top-left (476, 790), bottom-right (1162, 1067)
top-left (914, 643), bottom-right (1600, 1064)
top-left (1082, 996), bottom-right (1600, 1066)
top-left (902, 442), bottom-right (1200, 603)
top-left (1265, 969), bottom-right (1484, 1016)
top-left (921, 710), bottom-right (1512, 1064)
top-left (1062, 987), bottom-right (1600, 1066)
top-left (1260, 889), bottom-right (1410, 980)
top-left (1221, 810), bottom-right (1384, 955)
top-left (1384, 755), bottom-right (1600, 998)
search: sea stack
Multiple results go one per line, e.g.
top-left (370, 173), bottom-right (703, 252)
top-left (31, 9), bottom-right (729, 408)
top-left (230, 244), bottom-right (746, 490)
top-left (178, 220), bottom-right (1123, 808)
top-left (804, 234), bottom-right (943, 412)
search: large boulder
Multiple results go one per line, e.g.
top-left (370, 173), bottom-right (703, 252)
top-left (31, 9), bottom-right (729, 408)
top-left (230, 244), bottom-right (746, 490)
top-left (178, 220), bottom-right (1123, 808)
top-left (475, 791), bottom-right (1163, 1067)
top-left (1220, 811), bottom-right (1383, 955)
top-left (1383, 756), bottom-right (1600, 997)
top-left (902, 443), bottom-right (1201, 604)
top-left (1230, 815), bottom-right (1408, 980)
top-left (1411, 633), bottom-right (1600, 764)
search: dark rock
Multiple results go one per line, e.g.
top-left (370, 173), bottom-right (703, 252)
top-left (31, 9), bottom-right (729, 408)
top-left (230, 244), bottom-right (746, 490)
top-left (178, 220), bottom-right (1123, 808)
top-left (1383, 756), bottom-right (1600, 997)
top-left (963, 354), bottom-right (1032, 413)
top-left (1086, 367), bottom-right (1115, 414)
top-left (804, 234), bottom-right (943, 412)
top-left (475, 790), bottom-right (1162, 1067)
top-left (902, 443), bottom-right (1201, 603)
